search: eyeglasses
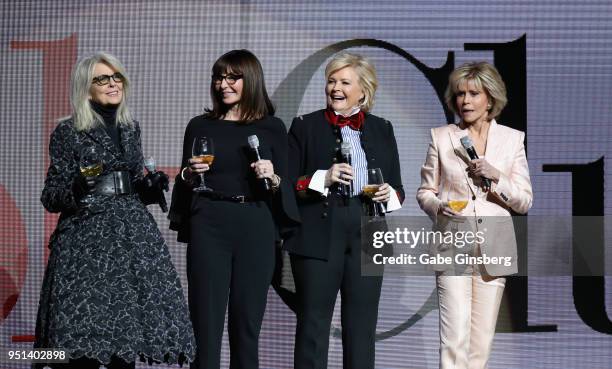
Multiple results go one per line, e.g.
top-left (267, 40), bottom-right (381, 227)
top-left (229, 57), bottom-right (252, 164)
top-left (92, 73), bottom-right (125, 86)
top-left (212, 74), bottom-right (243, 86)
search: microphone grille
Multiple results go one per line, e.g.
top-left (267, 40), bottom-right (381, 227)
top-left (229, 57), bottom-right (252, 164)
top-left (340, 141), bottom-right (352, 155)
top-left (144, 156), bottom-right (156, 172)
top-left (460, 135), bottom-right (473, 149)
top-left (247, 135), bottom-right (259, 149)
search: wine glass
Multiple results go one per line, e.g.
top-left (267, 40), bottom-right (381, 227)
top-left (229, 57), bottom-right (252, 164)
top-left (191, 136), bottom-right (215, 192)
top-left (79, 145), bottom-right (103, 206)
top-left (446, 181), bottom-right (470, 234)
top-left (447, 181), bottom-right (469, 213)
top-left (364, 168), bottom-right (386, 217)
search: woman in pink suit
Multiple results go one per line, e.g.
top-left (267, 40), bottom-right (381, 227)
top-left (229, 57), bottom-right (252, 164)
top-left (416, 61), bottom-right (533, 369)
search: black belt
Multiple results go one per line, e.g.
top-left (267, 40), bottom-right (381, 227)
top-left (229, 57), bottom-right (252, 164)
top-left (199, 191), bottom-right (255, 203)
top-left (93, 171), bottom-right (134, 196)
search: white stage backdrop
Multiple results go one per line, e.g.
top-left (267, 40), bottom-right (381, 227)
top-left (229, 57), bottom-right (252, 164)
top-left (1, 1), bottom-right (611, 368)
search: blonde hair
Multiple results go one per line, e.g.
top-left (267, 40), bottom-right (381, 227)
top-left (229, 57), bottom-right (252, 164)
top-left (445, 61), bottom-right (507, 120)
top-left (70, 52), bottom-right (132, 131)
top-left (324, 52), bottom-right (378, 112)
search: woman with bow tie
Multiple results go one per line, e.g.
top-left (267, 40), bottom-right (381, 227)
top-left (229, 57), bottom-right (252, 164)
top-left (285, 52), bottom-right (404, 369)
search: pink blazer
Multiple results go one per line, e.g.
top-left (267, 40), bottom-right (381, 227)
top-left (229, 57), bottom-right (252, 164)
top-left (416, 120), bottom-right (533, 276)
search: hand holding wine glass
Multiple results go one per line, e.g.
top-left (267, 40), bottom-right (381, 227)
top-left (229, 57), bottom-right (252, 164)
top-left (191, 136), bottom-right (215, 192)
top-left (77, 145), bottom-right (103, 206)
top-left (363, 168), bottom-right (387, 216)
top-left (439, 181), bottom-right (469, 221)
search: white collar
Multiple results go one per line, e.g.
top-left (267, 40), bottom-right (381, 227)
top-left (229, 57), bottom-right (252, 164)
top-left (333, 106), bottom-right (361, 117)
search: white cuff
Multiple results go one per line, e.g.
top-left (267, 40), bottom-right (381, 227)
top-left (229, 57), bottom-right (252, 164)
top-left (309, 170), bottom-right (329, 197)
top-left (386, 185), bottom-right (402, 212)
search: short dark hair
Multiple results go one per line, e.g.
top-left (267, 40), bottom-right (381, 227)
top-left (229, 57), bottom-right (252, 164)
top-left (205, 49), bottom-right (275, 123)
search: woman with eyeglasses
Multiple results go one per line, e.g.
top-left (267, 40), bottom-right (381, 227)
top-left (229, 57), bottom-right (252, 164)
top-left (168, 49), bottom-right (299, 369)
top-left (35, 52), bottom-right (195, 369)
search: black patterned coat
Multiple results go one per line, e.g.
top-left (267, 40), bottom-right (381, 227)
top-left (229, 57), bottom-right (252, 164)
top-left (35, 118), bottom-right (195, 366)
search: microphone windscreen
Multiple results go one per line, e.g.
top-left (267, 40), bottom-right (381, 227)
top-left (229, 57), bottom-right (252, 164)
top-left (460, 135), bottom-right (474, 150)
top-left (144, 156), bottom-right (156, 172)
top-left (340, 141), bottom-right (352, 156)
top-left (247, 135), bottom-right (259, 149)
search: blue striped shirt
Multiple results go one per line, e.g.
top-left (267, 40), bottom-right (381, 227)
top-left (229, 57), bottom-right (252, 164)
top-left (341, 125), bottom-right (367, 196)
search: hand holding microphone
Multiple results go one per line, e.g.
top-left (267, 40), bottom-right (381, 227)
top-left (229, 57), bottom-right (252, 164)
top-left (339, 142), bottom-right (353, 197)
top-left (248, 135), bottom-right (275, 191)
top-left (324, 142), bottom-right (354, 189)
top-left (143, 156), bottom-right (169, 212)
top-left (325, 164), bottom-right (353, 187)
top-left (460, 136), bottom-right (499, 189)
top-left (468, 158), bottom-right (500, 185)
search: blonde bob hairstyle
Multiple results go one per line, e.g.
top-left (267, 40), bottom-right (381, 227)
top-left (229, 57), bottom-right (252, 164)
top-left (69, 52), bottom-right (132, 131)
top-left (444, 61), bottom-right (508, 120)
top-left (324, 52), bottom-right (378, 112)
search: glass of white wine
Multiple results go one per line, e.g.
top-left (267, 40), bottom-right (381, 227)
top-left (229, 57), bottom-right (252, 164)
top-left (191, 136), bottom-right (215, 192)
top-left (446, 181), bottom-right (470, 235)
top-left (79, 145), bottom-right (103, 206)
top-left (364, 168), bottom-right (386, 217)
top-left (447, 181), bottom-right (469, 213)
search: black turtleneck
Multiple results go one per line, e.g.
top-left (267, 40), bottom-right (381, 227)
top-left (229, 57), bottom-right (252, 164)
top-left (90, 100), bottom-right (121, 149)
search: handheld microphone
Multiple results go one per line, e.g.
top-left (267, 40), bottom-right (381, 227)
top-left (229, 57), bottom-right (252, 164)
top-left (340, 141), bottom-right (353, 197)
top-left (459, 136), bottom-right (491, 188)
top-left (247, 135), bottom-right (271, 191)
top-left (144, 156), bottom-right (168, 212)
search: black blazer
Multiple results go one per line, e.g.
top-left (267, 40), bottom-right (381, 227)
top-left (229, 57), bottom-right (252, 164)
top-left (284, 109), bottom-right (404, 260)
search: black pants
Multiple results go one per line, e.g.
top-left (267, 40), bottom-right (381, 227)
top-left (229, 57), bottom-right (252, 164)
top-left (291, 198), bottom-right (383, 369)
top-left (188, 198), bottom-right (276, 369)
top-left (49, 355), bottom-right (134, 369)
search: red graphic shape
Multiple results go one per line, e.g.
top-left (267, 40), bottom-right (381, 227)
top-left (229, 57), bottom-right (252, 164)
top-left (11, 34), bottom-right (77, 264)
top-left (158, 166), bottom-right (180, 180)
top-left (0, 185), bottom-right (28, 321)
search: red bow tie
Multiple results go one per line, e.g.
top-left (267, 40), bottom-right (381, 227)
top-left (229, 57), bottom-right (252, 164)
top-left (324, 109), bottom-right (365, 131)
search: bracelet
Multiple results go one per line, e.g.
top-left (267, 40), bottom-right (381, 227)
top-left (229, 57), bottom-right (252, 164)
top-left (180, 167), bottom-right (190, 182)
top-left (270, 174), bottom-right (281, 189)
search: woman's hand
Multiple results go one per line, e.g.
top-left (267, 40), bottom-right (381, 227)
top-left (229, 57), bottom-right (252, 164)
top-left (468, 158), bottom-right (500, 183)
top-left (188, 158), bottom-right (210, 175)
top-left (372, 183), bottom-right (391, 203)
top-left (325, 163), bottom-right (353, 187)
top-left (438, 202), bottom-right (466, 222)
top-left (251, 159), bottom-right (275, 179)
top-left (72, 175), bottom-right (97, 202)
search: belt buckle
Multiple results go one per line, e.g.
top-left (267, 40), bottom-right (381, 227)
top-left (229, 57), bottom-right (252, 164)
top-left (113, 171), bottom-right (127, 195)
top-left (111, 171), bottom-right (132, 195)
top-left (232, 195), bottom-right (246, 203)
top-left (111, 172), bottom-right (120, 195)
